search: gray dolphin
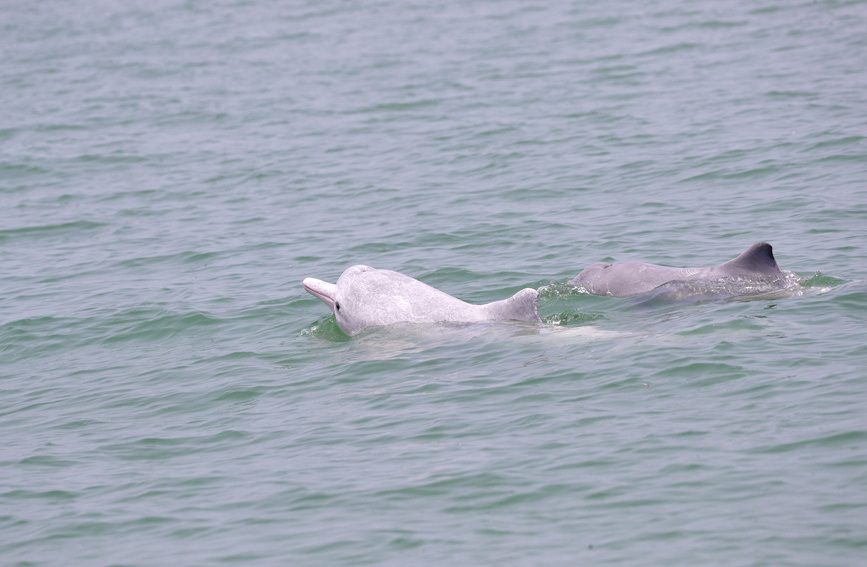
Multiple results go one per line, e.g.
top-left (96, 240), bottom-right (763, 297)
top-left (303, 265), bottom-right (541, 335)
top-left (569, 242), bottom-right (787, 298)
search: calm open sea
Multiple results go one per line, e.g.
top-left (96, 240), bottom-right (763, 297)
top-left (2, 1), bottom-right (866, 565)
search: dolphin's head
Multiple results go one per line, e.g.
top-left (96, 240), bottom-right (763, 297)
top-left (303, 265), bottom-right (378, 335)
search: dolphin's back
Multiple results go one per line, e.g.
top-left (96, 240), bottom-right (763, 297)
top-left (570, 262), bottom-right (686, 297)
top-left (570, 242), bottom-right (787, 298)
top-left (329, 267), bottom-right (541, 333)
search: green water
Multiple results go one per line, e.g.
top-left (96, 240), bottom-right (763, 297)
top-left (2, 1), bottom-right (866, 565)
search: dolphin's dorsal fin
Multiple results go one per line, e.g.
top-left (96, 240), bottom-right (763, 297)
top-left (721, 242), bottom-right (781, 276)
top-left (484, 288), bottom-right (541, 322)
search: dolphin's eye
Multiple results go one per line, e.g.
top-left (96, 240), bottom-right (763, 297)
top-left (335, 301), bottom-right (340, 311)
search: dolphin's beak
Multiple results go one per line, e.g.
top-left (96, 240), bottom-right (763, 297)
top-left (303, 278), bottom-right (338, 312)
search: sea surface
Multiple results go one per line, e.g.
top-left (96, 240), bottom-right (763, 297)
top-left (2, 1), bottom-right (866, 565)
